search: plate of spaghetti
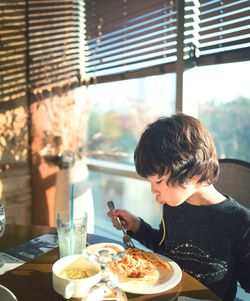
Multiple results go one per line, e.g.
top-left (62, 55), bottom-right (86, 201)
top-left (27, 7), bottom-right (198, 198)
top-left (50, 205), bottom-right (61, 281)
top-left (108, 248), bottom-right (182, 294)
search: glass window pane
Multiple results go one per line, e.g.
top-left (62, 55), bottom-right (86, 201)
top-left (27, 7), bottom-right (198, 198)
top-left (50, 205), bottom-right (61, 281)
top-left (89, 170), bottom-right (160, 248)
top-left (184, 61), bottom-right (250, 162)
top-left (87, 74), bottom-right (176, 164)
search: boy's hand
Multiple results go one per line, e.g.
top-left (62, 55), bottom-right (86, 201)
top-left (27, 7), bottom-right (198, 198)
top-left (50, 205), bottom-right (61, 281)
top-left (107, 209), bottom-right (141, 233)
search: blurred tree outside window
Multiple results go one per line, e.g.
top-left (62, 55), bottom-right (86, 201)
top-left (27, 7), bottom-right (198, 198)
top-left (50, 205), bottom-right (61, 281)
top-left (87, 74), bottom-right (176, 164)
top-left (184, 61), bottom-right (250, 162)
top-left (86, 61), bottom-right (250, 164)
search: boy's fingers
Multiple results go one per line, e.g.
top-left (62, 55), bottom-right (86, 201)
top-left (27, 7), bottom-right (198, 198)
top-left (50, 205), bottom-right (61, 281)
top-left (112, 219), bottom-right (121, 229)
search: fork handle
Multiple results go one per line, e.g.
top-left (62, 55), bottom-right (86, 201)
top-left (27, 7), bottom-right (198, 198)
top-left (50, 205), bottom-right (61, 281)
top-left (107, 200), bottom-right (126, 234)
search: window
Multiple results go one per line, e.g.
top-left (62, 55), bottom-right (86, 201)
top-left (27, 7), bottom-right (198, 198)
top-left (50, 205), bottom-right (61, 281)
top-left (87, 73), bottom-right (175, 164)
top-left (184, 61), bottom-right (250, 162)
top-left (84, 0), bottom-right (250, 164)
top-left (0, 0), bottom-right (83, 101)
top-left (84, 0), bottom-right (250, 82)
top-left (84, 1), bottom-right (250, 239)
top-left (84, 0), bottom-right (178, 80)
top-left (89, 169), bottom-right (159, 247)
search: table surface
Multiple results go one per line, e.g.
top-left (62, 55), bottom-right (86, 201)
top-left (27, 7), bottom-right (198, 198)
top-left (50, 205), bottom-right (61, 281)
top-left (0, 224), bottom-right (222, 301)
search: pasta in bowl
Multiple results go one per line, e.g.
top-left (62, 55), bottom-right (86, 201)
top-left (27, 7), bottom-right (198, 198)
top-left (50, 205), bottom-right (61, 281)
top-left (52, 254), bottom-right (102, 299)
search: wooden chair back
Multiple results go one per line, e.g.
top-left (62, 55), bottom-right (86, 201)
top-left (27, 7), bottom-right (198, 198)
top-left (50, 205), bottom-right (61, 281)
top-left (215, 158), bottom-right (250, 209)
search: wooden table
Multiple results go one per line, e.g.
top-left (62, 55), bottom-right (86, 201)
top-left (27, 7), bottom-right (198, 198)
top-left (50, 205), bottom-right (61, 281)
top-left (0, 224), bottom-right (222, 301)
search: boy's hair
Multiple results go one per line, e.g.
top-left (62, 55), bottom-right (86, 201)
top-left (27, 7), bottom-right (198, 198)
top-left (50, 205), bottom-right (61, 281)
top-left (134, 113), bottom-right (219, 186)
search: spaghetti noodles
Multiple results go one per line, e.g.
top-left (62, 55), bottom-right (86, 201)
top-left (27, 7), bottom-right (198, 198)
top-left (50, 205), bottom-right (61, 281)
top-left (109, 248), bottom-right (171, 279)
top-left (157, 203), bottom-right (166, 245)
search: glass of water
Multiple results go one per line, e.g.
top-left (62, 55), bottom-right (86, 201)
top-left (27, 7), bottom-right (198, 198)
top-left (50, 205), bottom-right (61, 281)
top-left (0, 202), bottom-right (6, 238)
top-left (56, 210), bottom-right (88, 258)
top-left (0, 202), bottom-right (6, 268)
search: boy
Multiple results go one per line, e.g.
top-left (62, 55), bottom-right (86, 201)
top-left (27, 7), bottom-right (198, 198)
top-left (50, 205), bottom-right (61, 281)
top-left (108, 113), bottom-right (250, 301)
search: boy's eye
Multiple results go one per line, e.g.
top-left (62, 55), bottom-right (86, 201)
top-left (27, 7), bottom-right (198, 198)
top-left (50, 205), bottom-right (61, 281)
top-left (156, 179), bottom-right (162, 184)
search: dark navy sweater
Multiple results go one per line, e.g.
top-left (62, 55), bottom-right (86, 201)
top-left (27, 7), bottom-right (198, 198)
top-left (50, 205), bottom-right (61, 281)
top-left (128, 196), bottom-right (250, 301)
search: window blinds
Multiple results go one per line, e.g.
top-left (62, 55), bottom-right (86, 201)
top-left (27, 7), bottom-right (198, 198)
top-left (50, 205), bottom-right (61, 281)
top-left (0, 0), bottom-right (83, 102)
top-left (198, 0), bottom-right (250, 64)
top-left (84, 0), bottom-right (178, 79)
top-left (0, 1), bottom-right (27, 102)
top-left (27, 0), bottom-right (82, 93)
top-left (84, 0), bottom-right (250, 80)
top-left (1, 0), bottom-right (249, 97)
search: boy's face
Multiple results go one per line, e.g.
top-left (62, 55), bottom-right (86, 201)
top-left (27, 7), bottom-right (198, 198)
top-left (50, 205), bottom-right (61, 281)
top-left (148, 174), bottom-right (197, 207)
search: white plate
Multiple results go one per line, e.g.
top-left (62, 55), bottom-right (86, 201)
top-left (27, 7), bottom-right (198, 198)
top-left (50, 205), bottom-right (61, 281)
top-left (117, 254), bottom-right (182, 294)
top-left (86, 242), bottom-right (125, 256)
top-left (0, 285), bottom-right (18, 301)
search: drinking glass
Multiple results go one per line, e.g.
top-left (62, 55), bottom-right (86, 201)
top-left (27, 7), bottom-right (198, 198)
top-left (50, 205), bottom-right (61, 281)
top-left (0, 202), bottom-right (6, 238)
top-left (85, 249), bottom-right (127, 301)
top-left (0, 202), bottom-right (6, 268)
top-left (56, 210), bottom-right (88, 258)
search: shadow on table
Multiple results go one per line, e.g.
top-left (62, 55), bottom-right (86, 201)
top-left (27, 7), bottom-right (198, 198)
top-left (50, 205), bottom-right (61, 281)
top-left (126, 283), bottom-right (222, 301)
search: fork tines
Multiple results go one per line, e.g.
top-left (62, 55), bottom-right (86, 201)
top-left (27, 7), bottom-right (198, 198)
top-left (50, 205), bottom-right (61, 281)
top-left (107, 200), bottom-right (135, 249)
top-left (123, 234), bottom-right (135, 249)
top-left (125, 241), bottom-right (135, 249)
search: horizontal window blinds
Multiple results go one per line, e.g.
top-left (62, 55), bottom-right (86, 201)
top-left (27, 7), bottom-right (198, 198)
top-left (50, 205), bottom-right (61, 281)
top-left (0, 1), bottom-right (27, 102)
top-left (27, 0), bottom-right (82, 94)
top-left (0, 0), bottom-right (83, 102)
top-left (84, 0), bottom-right (250, 80)
top-left (84, 0), bottom-right (178, 78)
top-left (1, 0), bottom-right (249, 96)
top-left (199, 0), bottom-right (250, 56)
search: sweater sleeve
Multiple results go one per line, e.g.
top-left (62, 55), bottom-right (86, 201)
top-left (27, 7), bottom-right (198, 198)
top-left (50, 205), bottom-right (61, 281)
top-left (236, 213), bottom-right (250, 293)
top-left (127, 218), bottom-right (166, 254)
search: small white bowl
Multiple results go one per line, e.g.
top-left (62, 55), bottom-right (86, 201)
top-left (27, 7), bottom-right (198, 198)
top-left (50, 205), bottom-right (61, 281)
top-left (52, 254), bottom-right (102, 299)
top-left (86, 242), bottom-right (125, 257)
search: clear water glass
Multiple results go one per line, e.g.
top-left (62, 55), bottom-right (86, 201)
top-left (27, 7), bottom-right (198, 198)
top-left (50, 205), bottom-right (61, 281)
top-left (0, 202), bottom-right (6, 238)
top-left (0, 202), bottom-right (6, 268)
top-left (56, 211), bottom-right (88, 258)
top-left (85, 249), bottom-right (127, 301)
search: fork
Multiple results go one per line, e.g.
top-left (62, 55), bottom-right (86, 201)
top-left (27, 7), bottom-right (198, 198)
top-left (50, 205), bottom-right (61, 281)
top-left (107, 200), bottom-right (135, 249)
